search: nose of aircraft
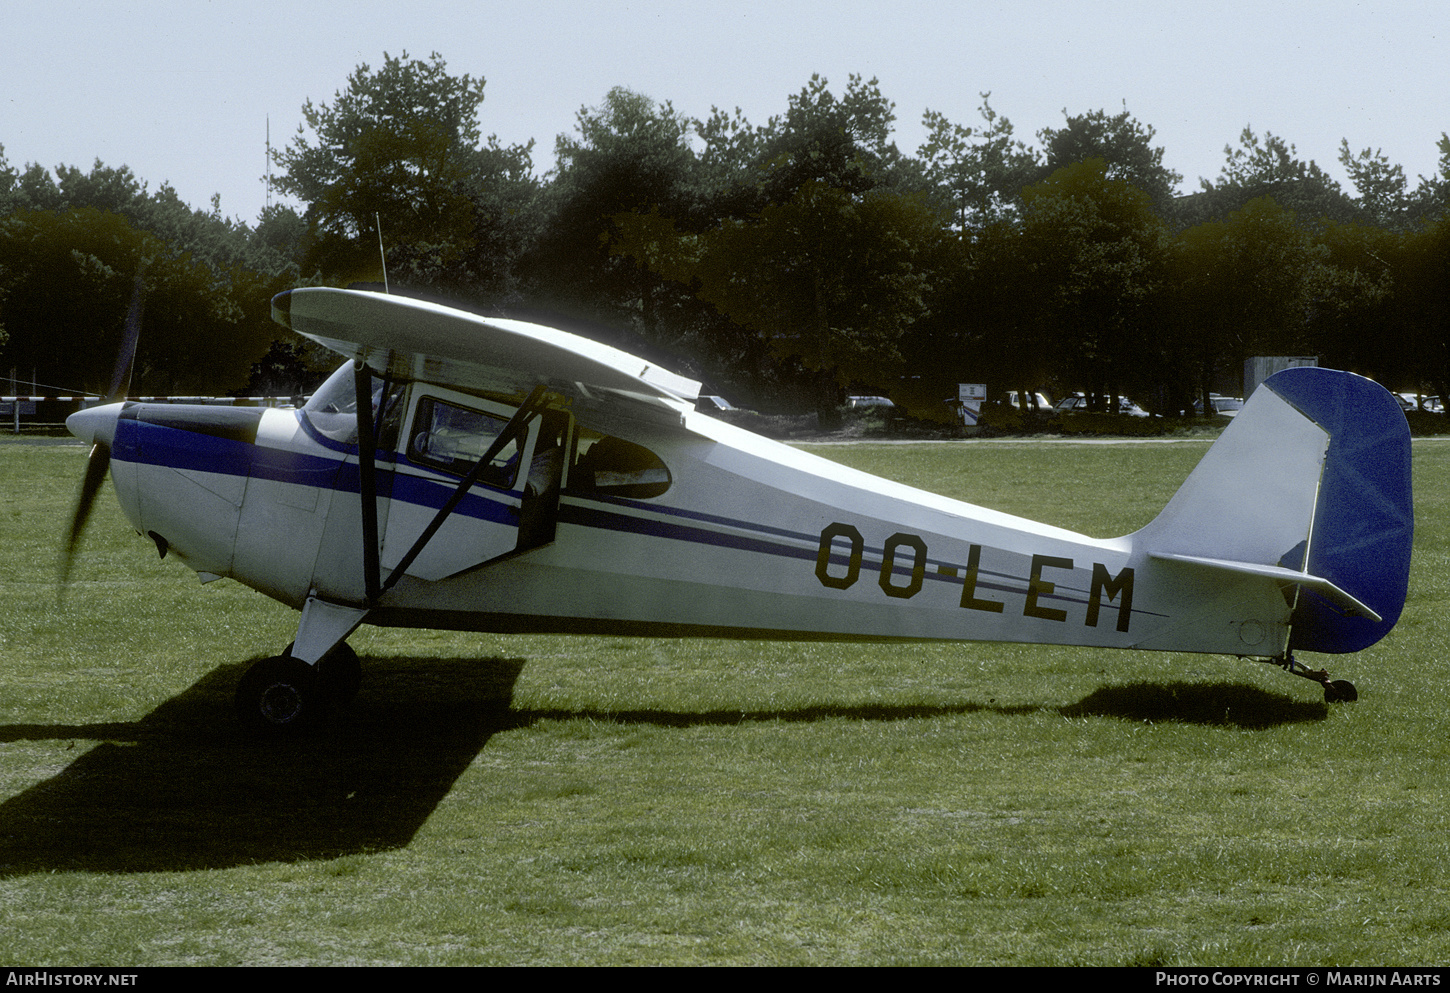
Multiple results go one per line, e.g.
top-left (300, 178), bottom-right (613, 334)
top-left (66, 402), bottom-right (125, 448)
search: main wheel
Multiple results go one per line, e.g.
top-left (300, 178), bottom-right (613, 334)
top-left (235, 654), bottom-right (325, 733)
top-left (1324, 679), bottom-right (1359, 704)
top-left (317, 642), bottom-right (362, 703)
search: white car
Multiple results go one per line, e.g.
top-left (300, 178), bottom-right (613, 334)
top-left (1054, 394), bottom-right (1150, 417)
top-left (1194, 395), bottom-right (1244, 418)
top-left (1397, 392), bottom-right (1441, 413)
top-left (696, 395), bottom-right (737, 414)
top-left (1004, 392), bottom-right (1053, 412)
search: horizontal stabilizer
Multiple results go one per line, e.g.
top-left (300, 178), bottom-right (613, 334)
top-left (1150, 552), bottom-right (1382, 622)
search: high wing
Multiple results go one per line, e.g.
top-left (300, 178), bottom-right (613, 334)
top-left (271, 286), bottom-right (702, 420)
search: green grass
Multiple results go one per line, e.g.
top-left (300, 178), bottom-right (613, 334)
top-left (2, 437), bottom-right (1449, 965)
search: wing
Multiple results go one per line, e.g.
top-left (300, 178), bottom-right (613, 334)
top-left (271, 287), bottom-right (701, 420)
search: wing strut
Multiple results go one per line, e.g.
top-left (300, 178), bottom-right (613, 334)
top-left (354, 361), bottom-right (383, 604)
top-left (373, 384), bottom-right (551, 603)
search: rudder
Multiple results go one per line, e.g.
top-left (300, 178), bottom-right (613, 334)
top-left (1133, 367), bottom-right (1412, 657)
top-left (1268, 368), bottom-right (1413, 654)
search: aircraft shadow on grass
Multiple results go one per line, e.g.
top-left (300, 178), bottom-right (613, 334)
top-left (0, 656), bottom-right (523, 878)
top-left (506, 682), bottom-right (1326, 729)
top-left (0, 663), bottom-right (1323, 877)
top-left (1059, 680), bottom-right (1329, 728)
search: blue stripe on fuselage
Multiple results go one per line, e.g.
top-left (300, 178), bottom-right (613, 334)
top-left (115, 409), bottom-right (260, 478)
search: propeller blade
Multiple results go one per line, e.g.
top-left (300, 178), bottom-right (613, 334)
top-left (60, 441), bottom-right (112, 587)
top-left (108, 270), bottom-right (145, 401)
top-left (61, 265), bottom-right (143, 590)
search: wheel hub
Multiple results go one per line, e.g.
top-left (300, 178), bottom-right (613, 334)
top-left (258, 680), bottom-right (305, 724)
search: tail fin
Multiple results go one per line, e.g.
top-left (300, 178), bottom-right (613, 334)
top-left (1136, 368), bottom-right (1412, 654)
top-left (1273, 368), bottom-right (1413, 652)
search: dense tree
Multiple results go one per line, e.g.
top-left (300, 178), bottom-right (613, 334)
top-left (917, 94), bottom-right (1041, 229)
top-left (1165, 196), bottom-right (1331, 410)
top-left (249, 203), bottom-right (309, 273)
top-left (0, 156), bottom-right (298, 279)
top-left (1406, 134), bottom-right (1450, 225)
top-left (0, 206), bottom-right (275, 394)
top-left (272, 50), bottom-right (535, 296)
top-left (905, 222), bottom-right (1043, 415)
top-left (750, 75), bottom-right (914, 203)
top-left (1017, 159), bottom-right (1169, 406)
top-left (1038, 107), bottom-right (1182, 214)
top-left (1392, 215), bottom-right (1450, 403)
top-left (6, 59), bottom-right (1449, 424)
top-left (605, 76), bottom-right (949, 419)
top-left (616, 179), bottom-right (944, 421)
top-left (521, 86), bottom-right (698, 330)
top-left (1338, 142), bottom-right (1413, 230)
top-left (0, 145), bottom-right (15, 214)
top-left (0, 153), bottom-right (305, 396)
top-left (1312, 215), bottom-right (1450, 404)
top-left (1184, 127), bottom-right (1358, 228)
top-left (274, 51), bottom-right (485, 244)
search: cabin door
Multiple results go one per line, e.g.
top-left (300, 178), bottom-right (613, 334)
top-left (380, 391), bottom-right (565, 581)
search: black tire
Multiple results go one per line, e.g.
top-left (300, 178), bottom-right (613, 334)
top-left (1324, 679), bottom-right (1359, 704)
top-left (317, 642), bottom-right (362, 704)
top-left (235, 654), bottom-right (325, 733)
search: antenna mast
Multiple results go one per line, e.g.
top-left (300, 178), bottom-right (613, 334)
top-left (265, 115), bottom-right (273, 212)
top-left (376, 213), bottom-right (390, 293)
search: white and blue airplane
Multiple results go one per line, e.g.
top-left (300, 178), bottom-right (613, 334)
top-left (62, 287), bottom-right (1413, 732)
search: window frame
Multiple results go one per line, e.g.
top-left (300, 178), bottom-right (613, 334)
top-left (404, 392), bottom-right (533, 491)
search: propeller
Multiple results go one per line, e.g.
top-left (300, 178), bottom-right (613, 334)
top-left (59, 269), bottom-right (144, 588)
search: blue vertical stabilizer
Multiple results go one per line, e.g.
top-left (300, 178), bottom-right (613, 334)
top-left (1266, 368), bottom-right (1413, 654)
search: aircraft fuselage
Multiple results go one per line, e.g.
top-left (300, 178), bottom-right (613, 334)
top-left (75, 362), bottom-right (1295, 661)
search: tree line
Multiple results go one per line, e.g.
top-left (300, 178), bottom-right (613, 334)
top-left (3, 51), bottom-right (1447, 424)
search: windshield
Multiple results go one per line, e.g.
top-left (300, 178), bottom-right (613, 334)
top-left (303, 362), bottom-right (406, 447)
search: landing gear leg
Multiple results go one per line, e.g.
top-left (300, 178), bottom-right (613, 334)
top-left (1264, 652), bottom-right (1358, 703)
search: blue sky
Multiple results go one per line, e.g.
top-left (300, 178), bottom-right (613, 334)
top-left (4, 0), bottom-right (1446, 224)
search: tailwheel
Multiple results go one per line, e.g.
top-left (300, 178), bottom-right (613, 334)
top-left (1263, 652), bottom-right (1359, 704)
top-left (235, 654), bottom-right (326, 734)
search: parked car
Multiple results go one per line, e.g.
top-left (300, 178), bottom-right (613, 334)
top-left (1397, 392), bottom-right (1442, 413)
top-left (847, 395), bottom-right (894, 408)
top-left (1193, 395), bottom-right (1244, 418)
top-left (1003, 391), bottom-right (1053, 412)
top-left (696, 395), bottom-right (737, 414)
top-left (1053, 394), bottom-right (1150, 417)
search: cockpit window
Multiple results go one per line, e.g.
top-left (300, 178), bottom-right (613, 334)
top-left (303, 362), bottom-right (406, 448)
top-left (571, 430), bottom-right (671, 498)
top-left (407, 396), bottom-right (521, 488)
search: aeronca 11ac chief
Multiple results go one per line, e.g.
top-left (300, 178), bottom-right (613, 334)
top-left (62, 286), bottom-right (1413, 733)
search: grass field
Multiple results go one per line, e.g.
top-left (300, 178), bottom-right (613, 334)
top-left (1, 437), bottom-right (1448, 966)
